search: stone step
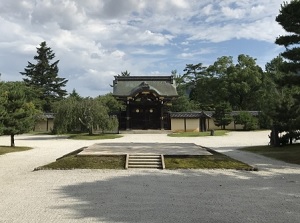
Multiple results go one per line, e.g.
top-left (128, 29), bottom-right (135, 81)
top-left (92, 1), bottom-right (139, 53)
top-left (126, 154), bottom-right (164, 169)
top-left (129, 161), bottom-right (161, 164)
top-left (129, 155), bottom-right (160, 158)
top-left (128, 164), bottom-right (162, 168)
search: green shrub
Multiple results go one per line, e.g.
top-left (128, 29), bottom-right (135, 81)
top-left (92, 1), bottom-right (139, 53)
top-left (234, 111), bottom-right (259, 131)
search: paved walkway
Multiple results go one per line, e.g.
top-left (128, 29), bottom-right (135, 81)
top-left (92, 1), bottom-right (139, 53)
top-left (0, 131), bottom-right (299, 223)
top-left (79, 142), bottom-right (212, 156)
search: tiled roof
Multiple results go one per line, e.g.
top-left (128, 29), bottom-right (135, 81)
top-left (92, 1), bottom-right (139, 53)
top-left (169, 111), bottom-right (260, 118)
top-left (113, 76), bottom-right (178, 97)
top-left (39, 113), bottom-right (55, 119)
top-left (169, 111), bottom-right (211, 119)
top-left (230, 111), bottom-right (260, 116)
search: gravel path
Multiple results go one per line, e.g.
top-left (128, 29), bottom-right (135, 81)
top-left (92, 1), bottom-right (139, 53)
top-left (0, 131), bottom-right (299, 223)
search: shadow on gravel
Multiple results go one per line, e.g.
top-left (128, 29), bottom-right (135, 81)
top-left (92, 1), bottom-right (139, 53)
top-left (54, 170), bottom-right (300, 223)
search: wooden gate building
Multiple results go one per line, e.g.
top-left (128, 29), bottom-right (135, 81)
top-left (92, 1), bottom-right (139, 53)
top-left (112, 76), bottom-right (178, 130)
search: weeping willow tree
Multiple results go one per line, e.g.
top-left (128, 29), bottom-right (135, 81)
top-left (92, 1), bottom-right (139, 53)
top-left (53, 96), bottom-right (119, 135)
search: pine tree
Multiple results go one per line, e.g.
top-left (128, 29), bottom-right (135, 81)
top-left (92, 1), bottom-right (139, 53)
top-left (273, 0), bottom-right (300, 145)
top-left (20, 41), bottom-right (68, 112)
top-left (275, 0), bottom-right (300, 77)
top-left (0, 82), bottom-right (39, 147)
top-left (213, 102), bottom-right (233, 130)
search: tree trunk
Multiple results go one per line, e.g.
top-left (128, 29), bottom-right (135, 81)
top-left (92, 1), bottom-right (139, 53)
top-left (10, 134), bottom-right (15, 147)
top-left (290, 136), bottom-right (293, 145)
top-left (270, 126), bottom-right (280, 147)
top-left (88, 127), bottom-right (93, 136)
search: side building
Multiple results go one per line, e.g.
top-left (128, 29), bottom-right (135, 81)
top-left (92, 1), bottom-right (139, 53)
top-left (170, 111), bottom-right (260, 132)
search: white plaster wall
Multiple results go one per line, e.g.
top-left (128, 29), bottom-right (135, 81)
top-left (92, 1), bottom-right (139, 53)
top-left (186, 119), bottom-right (199, 132)
top-left (171, 119), bottom-right (185, 132)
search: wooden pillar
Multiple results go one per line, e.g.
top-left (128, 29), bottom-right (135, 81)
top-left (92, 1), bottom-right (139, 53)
top-left (126, 100), bottom-right (130, 130)
top-left (46, 118), bottom-right (49, 131)
top-left (160, 103), bottom-right (164, 130)
top-left (160, 100), bottom-right (164, 130)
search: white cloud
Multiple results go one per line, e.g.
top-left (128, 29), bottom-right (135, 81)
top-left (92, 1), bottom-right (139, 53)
top-left (111, 50), bottom-right (125, 58)
top-left (221, 7), bottom-right (246, 19)
top-left (202, 4), bottom-right (215, 16)
top-left (130, 48), bottom-right (168, 56)
top-left (178, 48), bottom-right (214, 59)
top-left (0, 0), bottom-right (288, 96)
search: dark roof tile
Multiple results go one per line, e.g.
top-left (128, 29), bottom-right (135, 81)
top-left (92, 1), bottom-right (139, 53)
top-left (113, 76), bottom-right (178, 97)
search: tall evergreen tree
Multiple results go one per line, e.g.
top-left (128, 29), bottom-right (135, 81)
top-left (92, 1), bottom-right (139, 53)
top-left (0, 82), bottom-right (39, 147)
top-left (275, 0), bottom-right (300, 77)
top-left (213, 102), bottom-right (233, 130)
top-left (272, 0), bottom-right (300, 145)
top-left (20, 41), bottom-right (68, 112)
top-left (68, 89), bottom-right (82, 100)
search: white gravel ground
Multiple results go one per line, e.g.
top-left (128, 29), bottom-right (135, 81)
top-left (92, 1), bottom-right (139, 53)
top-left (0, 131), bottom-right (299, 223)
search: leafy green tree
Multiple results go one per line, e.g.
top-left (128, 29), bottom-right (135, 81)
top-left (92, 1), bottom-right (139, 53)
top-left (259, 56), bottom-right (286, 129)
top-left (187, 55), bottom-right (263, 111)
top-left (189, 57), bottom-right (233, 110)
top-left (224, 55), bottom-right (263, 110)
top-left (207, 56), bottom-right (234, 78)
top-left (53, 97), bottom-right (118, 135)
top-left (96, 93), bottom-right (124, 114)
top-left (52, 97), bottom-right (80, 133)
top-left (77, 98), bottom-right (116, 135)
top-left (0, 82), bottom-right (39, 147)
top-left (170, 69), bottom-right (199, 112)
top-left (171, 88), bottom-right (199, 112)
top-left (183, 62), bottom-right (217, 110)
top-left (0, 82), bottom-right (6, 135)
top-left (275, 0), bottom-right (300, 77)
top-left (20, 41), bottom-right (68, 112)
top-left (234, 111), bottom-right (259, 131)
top-left (189, 77), bottom-right (221, 110)
top-left (213, 102), bottom-right (232, 130)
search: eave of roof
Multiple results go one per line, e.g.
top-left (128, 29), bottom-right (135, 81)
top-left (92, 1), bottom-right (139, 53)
top-left (169, 112), bottom-right (211, 119)
top-left (169, 111), bottom-right (260, 118)
top-left (113, 76), bottom-right (178, 97)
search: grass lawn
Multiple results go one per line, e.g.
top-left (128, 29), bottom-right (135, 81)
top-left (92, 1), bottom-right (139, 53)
top-left (36, 154), bottom-right (126, 170)
top-left (0, 146), bottom-right (32, 155)
top-left (67, 133), bottom-right (123, 140)
top-left (36, 147), bottom-right (253, 170)
top-left (240, 143), bottom-right (300, 165)
top-left (168, 130), bottom-right (228, 137)
top-left (165, 149), bottom-right (253, 170)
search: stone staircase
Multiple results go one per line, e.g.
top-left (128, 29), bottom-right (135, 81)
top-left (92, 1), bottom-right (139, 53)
top-left (126, 154), bottom-right (165, 169)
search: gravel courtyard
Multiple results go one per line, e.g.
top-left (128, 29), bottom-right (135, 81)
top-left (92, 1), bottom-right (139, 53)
top-left (0, 131), bottom-right (299, 223)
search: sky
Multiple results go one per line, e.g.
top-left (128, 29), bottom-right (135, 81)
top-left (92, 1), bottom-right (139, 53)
top-left (0, 0), bottom-right (288, 97)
